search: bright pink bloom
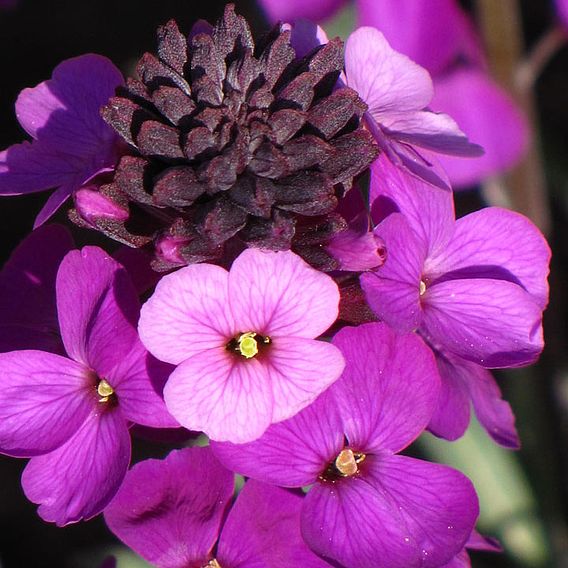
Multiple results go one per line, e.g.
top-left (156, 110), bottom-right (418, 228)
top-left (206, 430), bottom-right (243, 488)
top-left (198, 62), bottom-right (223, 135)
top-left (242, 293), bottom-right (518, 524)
top-left (139, 248), bottom-right (344, 443)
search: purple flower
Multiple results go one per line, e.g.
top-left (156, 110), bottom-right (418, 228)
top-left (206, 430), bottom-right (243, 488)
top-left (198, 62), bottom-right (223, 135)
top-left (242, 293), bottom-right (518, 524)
top-left (0, 247), bottom-right (176, 525)
top-left (0, 224), bottom-right (73, 353)
top-left (357, 0), bottom-right (529, 188)
top-left (104, 446), bottom-right (332, 568)
top-left (343, 26), bottom-right (483, 190)
top-left (139, 248), bottom-right (345, 443)
top-left (212, 322), bottom-right (479, 568)
top-left (0, 55), bottom-right (123, 225)
top-left (556, 0), bottom-right (568, 30)
top-left (441, 530), bottom-right (501, 567)
top-left (361, 154), bottom-right (550, 443)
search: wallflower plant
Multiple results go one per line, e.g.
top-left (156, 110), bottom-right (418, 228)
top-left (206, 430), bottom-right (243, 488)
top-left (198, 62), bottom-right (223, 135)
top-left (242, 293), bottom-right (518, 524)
top-left (0, 4), bottom-right (550, 567)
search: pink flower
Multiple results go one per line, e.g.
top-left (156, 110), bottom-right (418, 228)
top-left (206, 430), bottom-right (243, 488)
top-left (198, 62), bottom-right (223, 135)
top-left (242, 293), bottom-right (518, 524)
top-left (139, 248), bottom-right (345, 443)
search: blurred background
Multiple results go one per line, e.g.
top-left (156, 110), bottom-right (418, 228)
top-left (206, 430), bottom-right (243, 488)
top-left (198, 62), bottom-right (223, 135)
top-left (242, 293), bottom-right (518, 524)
top-left (0, 1), bottom-right (567, 566)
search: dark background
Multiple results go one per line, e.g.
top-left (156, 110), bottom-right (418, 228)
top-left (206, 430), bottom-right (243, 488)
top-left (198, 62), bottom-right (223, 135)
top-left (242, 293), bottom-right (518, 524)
top-left (0, 1), bottom-right (567, 566)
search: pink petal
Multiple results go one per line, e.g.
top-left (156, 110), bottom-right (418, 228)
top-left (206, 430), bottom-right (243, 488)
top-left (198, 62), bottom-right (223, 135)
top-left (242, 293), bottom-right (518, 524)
top-left (360, 214), bottom-right (426, 333)
top-left (344, 27), bottom-right (433, 117)
top-left (211, 389), bottom-right (344, 487)
top-left (370, 152), bottom-right (455, 259)
top-left (0, 350), bottom-right (92, 457)
top-left (427, 207), bottom-right (550, 308)
top-left (15, 54), bottom-right (123, 154)
top-left (267, 336), bottom-right (345, 423)
top-left (431, 69), bottom-right (528, 187)
top-left (22, 408), bottom-right (130, 526)
top-left (139, 263), bottom-right (234, 365)
top-left (357, 0), bottom-right (470, 76)
top-left (56, 247), bottom-right (141, 378)
top-left (259, 0), bottom-right (345, 23)
top-left (218, 480), bottom-right (332, 568)
top-left (104, 447), bottom-right (233, 568)
top-left (331, 323), bottom-right (439, 453)
top-left (164, 349), bottom-right (273, 443)
top-left (228, 249), bottom-right (339, 338)
top-left (422, 278), bottom-right (544, 367)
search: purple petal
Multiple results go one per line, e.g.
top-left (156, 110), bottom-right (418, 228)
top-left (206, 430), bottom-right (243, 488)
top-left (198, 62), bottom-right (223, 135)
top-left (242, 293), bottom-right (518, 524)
top-left (357, 0), bottom-right (470, 76)
top-left (104, 447), bottom-right (233, 568)
top-left (139, 263), bottom-right (234, 365)
top-left (228, 249), bottom-right (339, 339)
top-left (421, 278), bottom-right (544, 367)
top-left (15, 54), bottom-right (123, 144)
top-left (112, 344), bottom-right (178, 429)
top-left (304, 457), bottom-right (474, 567)
top-left (267, 336), bottom-right (345, 423)
top-left (360, 214), bottom-right (426, 333)
top-left (22, 407), bottom-right (130, 526)
top-left (345, 27), bottom-right (433, 117)
top-left (113, 246), bottom-right (161, 295)
top-left (288, 20), bottom-right (329, 59)
top-left (0, 350), bottom-right (92, 456)
top-left (384, 110), bottom-right (484, 157)
top-left (463, 360), bottom-right (520, 449)
top-left (218, 480), bottom-right (332, 568)
top-left (211, 389), bottom-right (344, 487)
top-left (0, 223), bottom-right (73, 353)
top-left (427, 207), bottom-right (551, 308)
top-left (427, 353), bottom-right (472, 442)
top-left (56, 246), bottom-right (141, 377)
top-left (259, 0), bottom-right (345, 23)
top-left (164, 349), bottom-right (272, 443)
top-left (431, 69), bottom-right (528, 188)
top-left (331, 323), bottom-right (439, 453)
top-left (33, 183), bottom-right (75, 227)
top-left (370, 152), bottom-right (455, 258)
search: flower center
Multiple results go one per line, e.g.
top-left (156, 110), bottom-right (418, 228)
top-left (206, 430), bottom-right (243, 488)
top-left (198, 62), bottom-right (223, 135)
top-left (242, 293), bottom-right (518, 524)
top-left (419, 280), bottom-right (427, 296)
top-left (203, 560), bottom-right (222, 568)
top-left (228, 332), bottom-right (271, 359)
top-left (96, 379), bottom-right (115, 403)
top-left (320, 448), bottom-right (366, 482)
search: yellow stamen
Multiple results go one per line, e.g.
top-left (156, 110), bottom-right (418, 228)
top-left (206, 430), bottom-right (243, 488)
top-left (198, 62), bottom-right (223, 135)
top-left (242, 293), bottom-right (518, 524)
top-left (97, 379), bottom-right (114, 403)
top-left (237, 332), bottom-right (259, 358)
top-left (419, 280), bottom-right (427, 296)
top-left (204, 560), bottom-right (222, 568)
top-left (335, 448), bottom-right (366, 477)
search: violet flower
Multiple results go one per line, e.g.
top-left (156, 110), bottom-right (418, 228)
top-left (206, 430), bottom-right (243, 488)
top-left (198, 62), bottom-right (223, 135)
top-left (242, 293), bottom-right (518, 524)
top-left (139, 248), bottom-right (345, 443)
top-left (0, 54), bottom-right (123, 225)
top-left (105, 446), bottom-right (332, 568)
top-left (361, 154), bottom-right (550, 444)
top-left (0, 224), bottom-right (73, 353)
top-left (441, 530), bottom-right (501, 568)
top-left (343, 26), bottom-right (483, 190)
top-left (212, 322), bottom-right (479, 568)
top-left (0, 246), bottom-right (176, 525)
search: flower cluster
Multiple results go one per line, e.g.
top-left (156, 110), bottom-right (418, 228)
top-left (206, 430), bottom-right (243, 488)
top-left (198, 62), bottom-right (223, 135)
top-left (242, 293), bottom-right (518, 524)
top-left (0, 3), bottom-right (550, 567)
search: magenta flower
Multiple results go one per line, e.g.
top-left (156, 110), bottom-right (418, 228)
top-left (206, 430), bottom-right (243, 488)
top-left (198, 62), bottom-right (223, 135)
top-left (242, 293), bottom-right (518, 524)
top-left (442, 530), bottom-right (501, 567)
top-left (0, 247), bottom-right (176, 525)
top-left (361, 154), bottom-right (550, 443)
top-left (105, 446), bottom-right (332, 568)
top-left (357, 0), bottom-right (528, 188)
top-left (139, 248), bottom-right (344, 443)
top-left (0, 55), bottom-right (123, 225)
top-left (212, 323), bottom-right (479, 568)
top-left (343, 27), bottom-right (483, 190)
top-left (0, 224), bottom-right (73, 353)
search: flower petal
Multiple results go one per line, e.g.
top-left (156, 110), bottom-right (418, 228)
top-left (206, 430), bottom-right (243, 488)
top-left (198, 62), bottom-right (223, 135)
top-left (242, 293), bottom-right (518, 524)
top-left (259, 0), bottom-right (345, 23)
top-left (33, 183), bottom-right (74, 227)
top-left (164, 349), bottom-right (272, 443)
top-left (228, 249), bottom-right (339, 338)
top-left (344, 27), bottom-right (433, 116)
top-left (104, 447), bottom-right (233, 568)
top-left (139, 263), bottom-right (234, 365)
top-left (22, 408), bottom-right (130, 526)
top-left (0, 351), bottom-right (92, 456)
top-left (422, 278), bottom-right (544, 367)
top-left (427, 207), bottom-right (550, 308)
top-left (331, 323), bottom-right (439, 453)
top-left (360, 213), bottom-right (426, 333)
top-left (267, 336), bottom-right (345, 423)
top-left (56, 246), bottom-right (141, 377)
top-left (218, 480), bottom-right (332, 568)
top-left (211, 389), bottom-right (343, 487)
